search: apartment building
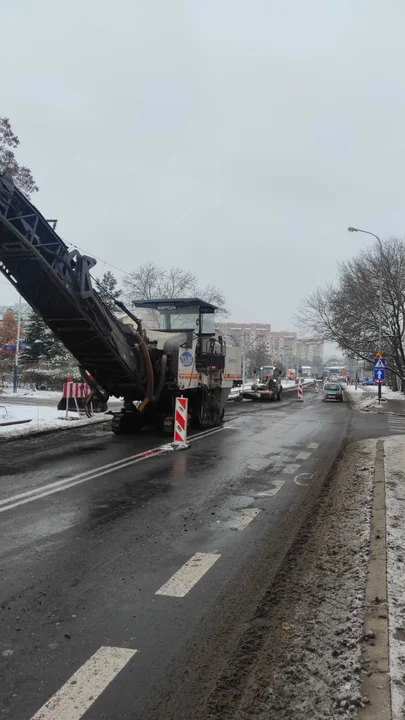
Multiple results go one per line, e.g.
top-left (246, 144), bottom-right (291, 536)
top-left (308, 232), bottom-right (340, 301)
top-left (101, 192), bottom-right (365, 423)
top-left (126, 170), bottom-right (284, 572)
top-left (216, 322), bottom-right (272, 352)
top-left (295, 339), bottom-right (324, 363)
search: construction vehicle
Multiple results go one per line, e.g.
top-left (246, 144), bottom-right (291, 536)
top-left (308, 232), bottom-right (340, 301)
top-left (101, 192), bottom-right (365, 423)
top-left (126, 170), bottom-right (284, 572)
top-left (241, 367), bottom-right (283, 402)
top-left (0, 171), bottom-right (241, 433)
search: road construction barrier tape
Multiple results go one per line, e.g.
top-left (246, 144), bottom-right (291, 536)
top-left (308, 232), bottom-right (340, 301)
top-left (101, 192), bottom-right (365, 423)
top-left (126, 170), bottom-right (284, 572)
top-left (297, 383), bottom-right (303, 402)
top-left (174, 396), bottom-right (188, 445)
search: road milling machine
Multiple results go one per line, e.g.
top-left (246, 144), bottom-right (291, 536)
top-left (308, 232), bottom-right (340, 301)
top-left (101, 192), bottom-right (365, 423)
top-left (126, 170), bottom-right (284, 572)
top-left (0, 171), bottom-right (241, 433)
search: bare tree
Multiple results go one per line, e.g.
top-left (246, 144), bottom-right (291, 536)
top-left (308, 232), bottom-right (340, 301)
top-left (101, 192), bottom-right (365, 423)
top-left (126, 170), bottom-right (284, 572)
top-left (0, 118), bottom-right (38, 197)
top-left (123, 261), bottom-right (228, 316)
top-left (298, 238), bottom-right (405, 387)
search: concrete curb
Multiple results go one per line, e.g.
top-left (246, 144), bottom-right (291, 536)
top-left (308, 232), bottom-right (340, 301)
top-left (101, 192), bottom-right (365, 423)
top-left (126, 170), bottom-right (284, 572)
top-left (358, 439), bottom-right (392, 719)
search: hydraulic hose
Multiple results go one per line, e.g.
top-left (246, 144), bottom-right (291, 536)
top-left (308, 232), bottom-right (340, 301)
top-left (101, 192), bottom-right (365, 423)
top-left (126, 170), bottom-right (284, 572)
top-left (133, 330), bottom-right (154, 401)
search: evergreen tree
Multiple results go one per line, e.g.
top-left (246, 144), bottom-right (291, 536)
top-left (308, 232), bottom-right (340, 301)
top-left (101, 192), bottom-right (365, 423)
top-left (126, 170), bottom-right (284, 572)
top-left (20, 311), bottom-right (53, 365)
top-left (20, 311), bottom-right (79, 389)
top-left (96, 271), bottom-right (121, 311)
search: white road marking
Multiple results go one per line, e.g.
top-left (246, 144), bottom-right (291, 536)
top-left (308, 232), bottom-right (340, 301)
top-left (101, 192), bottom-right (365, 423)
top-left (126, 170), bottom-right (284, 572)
top-left (295, 451), bottom-right (311, 460)
top-left (0, 426), bottom-right (225, 514)
top-left (294, 472), bottom-right (314, 487)
top-left (156, 552), bottom-right (220, 597)
top-left (283, 463), bottom-right (301, 475)
top-left (227, 507), bottom-right (260, 529)
top-left (307, 442), bottom-right (319, 449)
top-left (31, 646), bottom-right (136, 720)
top-left (256, 479), bottom-right (285, 497)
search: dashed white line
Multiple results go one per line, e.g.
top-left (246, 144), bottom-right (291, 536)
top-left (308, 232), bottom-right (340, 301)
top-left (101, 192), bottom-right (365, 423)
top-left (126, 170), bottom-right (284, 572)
top-left (155, 552), bottom-right (221, 598)
top-left (283, 463), bottom-right (301, 475)
top-left (295, 451), bottom-right (311, 460)
top-left (31, 646), bottom-right (136, 720)
top-left (227, 507), bottom-right (260, 530)
top-left (307, 442), bottom-right (319, 449)
top-left (256, 479), bottom-right (285, 497)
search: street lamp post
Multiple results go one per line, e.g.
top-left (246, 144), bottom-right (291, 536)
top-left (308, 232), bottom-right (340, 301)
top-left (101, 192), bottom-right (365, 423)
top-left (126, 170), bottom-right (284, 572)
top-left (348, 226), bottom-right (384, 403)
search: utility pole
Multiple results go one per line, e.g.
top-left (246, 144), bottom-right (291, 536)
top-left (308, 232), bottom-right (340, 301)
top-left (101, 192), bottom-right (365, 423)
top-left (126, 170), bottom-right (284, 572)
top-left (13, 295), bottom-right (22, 394)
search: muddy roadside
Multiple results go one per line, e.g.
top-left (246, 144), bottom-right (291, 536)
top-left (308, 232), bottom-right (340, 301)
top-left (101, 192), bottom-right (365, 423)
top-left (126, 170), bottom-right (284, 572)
top-left (206, 439), bottom-right (376, 720)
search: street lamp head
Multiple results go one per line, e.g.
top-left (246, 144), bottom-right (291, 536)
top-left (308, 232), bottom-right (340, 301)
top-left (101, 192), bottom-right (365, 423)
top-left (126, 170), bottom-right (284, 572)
top-left (347, 226), bottom-right (358, 233)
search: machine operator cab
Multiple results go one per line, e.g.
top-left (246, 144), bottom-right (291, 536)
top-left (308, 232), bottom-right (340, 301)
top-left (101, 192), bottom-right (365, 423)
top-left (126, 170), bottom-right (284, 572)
top-left (133, 297), bottom-right (216, 335)
top-left (133, 298), bottom-right (226, 379)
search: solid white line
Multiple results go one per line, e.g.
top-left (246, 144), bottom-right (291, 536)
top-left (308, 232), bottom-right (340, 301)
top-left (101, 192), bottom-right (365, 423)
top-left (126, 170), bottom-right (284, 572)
top-left (0, 426), bottom-right (225, 514)
top-left (307, 442), bottom-right (319, 449)
top-left (283, 463), bottom-right (301, 475)
top-left (155, 552), bottom-right (220, 597)
top-left (31, 646), bottom-right (136, 720)
top-left (256, 479), bottom-right (285, 497)
top-left (295, 451), bottom-right (311, 460)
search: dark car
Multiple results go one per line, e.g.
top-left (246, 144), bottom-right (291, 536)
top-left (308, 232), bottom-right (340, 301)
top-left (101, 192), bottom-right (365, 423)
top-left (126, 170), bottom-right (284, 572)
top-left (322, 382), bottom-right (344, 402)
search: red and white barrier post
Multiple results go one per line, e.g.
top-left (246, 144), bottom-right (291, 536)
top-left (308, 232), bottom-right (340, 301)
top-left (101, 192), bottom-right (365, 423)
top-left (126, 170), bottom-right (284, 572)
top-left (297, 381), bottom-right (304, 402)
top-left (315, 382), bottom-right (319, 393)
top-left (174, 396), bottom-right (188, 446)
top-left (63, 381), bottom-right (90, 417)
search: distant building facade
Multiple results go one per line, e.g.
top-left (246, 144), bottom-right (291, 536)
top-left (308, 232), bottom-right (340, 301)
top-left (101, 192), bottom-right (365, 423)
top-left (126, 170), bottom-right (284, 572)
top-left (295, 339), bottom-right (324, 364)
top-left (217, 320), bottom-right (323, 370)
top-left (269, 331), bottom-right (297, 366)
top-left (216, 322), bottom-right (272, 353)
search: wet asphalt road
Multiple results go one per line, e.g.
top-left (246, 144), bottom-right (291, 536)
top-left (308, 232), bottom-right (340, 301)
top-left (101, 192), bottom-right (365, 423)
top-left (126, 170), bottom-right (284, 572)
top-left (0, 389), bottom-right (395, 720)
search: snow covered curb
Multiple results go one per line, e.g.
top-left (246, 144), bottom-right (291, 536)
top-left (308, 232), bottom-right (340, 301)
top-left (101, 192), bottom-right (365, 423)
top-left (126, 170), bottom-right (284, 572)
top-left (346, 385), bottom-right (405, 412)
top-left (384, 435), bottom-right (405, 719)
top-left (345, 385), bottom-right (405, 412)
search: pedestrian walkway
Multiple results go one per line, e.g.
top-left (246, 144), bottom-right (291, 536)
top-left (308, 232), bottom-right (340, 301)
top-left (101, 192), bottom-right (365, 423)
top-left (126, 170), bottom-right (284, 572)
top-left (387, 414), bottom-right (405, 434)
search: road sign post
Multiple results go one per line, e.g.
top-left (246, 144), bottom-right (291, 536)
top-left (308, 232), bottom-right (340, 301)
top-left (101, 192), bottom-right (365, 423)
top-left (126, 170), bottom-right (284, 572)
top-left (374, 356), bottom-right (386, 405)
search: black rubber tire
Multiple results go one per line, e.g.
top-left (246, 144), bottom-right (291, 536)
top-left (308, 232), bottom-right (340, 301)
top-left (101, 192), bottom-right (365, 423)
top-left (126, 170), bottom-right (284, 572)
top-left (276, 389), bottom-right (282, 401)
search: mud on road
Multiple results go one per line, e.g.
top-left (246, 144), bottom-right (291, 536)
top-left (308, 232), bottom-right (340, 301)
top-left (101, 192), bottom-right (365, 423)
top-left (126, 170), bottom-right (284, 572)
top-left (204, 440), bottom-right (375, 720)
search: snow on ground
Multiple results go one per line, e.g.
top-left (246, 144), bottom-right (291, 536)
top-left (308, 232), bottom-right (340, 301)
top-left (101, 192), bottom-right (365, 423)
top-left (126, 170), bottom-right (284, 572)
top-left (0, 403), bottom-right (108, 439)
top-left (0, 387), bottom-right (62, 400)
top-left (384, 436), bottom-right (405, 720)
top-left (346, 384), bottom-right (405, 411)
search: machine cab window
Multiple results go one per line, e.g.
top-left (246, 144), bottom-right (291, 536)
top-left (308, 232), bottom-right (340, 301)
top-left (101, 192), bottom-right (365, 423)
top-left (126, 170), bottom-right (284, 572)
top-left (133, 298), bottom-right (217, 336)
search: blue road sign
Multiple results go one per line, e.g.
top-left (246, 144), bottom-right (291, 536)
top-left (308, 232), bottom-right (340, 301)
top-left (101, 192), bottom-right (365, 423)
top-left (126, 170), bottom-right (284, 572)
top-left (374, 367), bottom-right (385, 383)
top-left (374, 357), bottom-right (386, 368)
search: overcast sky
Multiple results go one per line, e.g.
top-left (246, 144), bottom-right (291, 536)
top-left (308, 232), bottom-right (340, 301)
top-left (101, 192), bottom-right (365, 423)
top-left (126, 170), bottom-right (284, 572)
top-left (2, 0), bottom-right (405, 331)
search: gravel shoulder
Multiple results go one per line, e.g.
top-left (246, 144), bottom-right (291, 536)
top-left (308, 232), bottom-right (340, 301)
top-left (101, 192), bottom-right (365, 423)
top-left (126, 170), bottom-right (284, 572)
top-left (206, 439), bottom-right (376, 720)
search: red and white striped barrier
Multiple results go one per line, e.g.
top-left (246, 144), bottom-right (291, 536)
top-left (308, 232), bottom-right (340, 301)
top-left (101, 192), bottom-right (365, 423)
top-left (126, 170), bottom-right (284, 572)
top-left (63, 382), bottom-right (90, 398)
top-left (315, 382), bottom-right (319, 393)
top-left (174, 397), bottom-right (188, 445)
top-left (297, 382), bottom-right (303, 402)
